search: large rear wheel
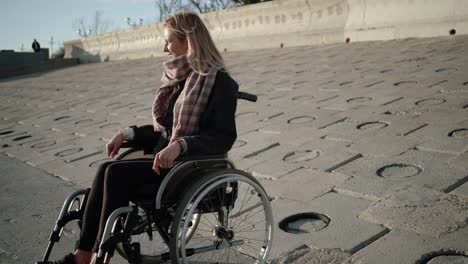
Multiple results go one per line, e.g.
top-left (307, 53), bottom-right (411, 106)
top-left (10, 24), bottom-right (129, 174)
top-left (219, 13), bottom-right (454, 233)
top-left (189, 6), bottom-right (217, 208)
top-left (170, 169), bottom-right (274, 264)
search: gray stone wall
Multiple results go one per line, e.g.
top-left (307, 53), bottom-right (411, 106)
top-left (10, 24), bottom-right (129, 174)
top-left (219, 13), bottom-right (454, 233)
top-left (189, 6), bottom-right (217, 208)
top-left (64, 0), bottom-right (468, 62)
top-left (0, 49), bottom-right (49, 68)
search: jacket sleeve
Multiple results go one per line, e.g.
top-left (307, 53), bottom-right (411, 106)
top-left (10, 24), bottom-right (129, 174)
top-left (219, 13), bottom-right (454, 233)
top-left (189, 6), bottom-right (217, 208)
top-left (132, 125), bottom-right (164, 153)
top-left (182, 72), bottom-right (238, 155)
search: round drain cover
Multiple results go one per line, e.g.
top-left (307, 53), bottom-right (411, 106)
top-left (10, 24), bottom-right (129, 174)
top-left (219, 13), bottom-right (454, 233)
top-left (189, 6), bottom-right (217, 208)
top-left (288, 116), bottom-right (316, 124)
top-left (415, 98), bottom-right (446, 106)
top-left (283, 150), bottom-right (320, 163)
top-left (448, 129), bottom-right (468, 139)
top-left (55, 147), bottom-right (84, 157)
top-left (279, 213), bottom-right (330, 234)
top-left (417, 249), bottom-right (468, 264)
top-left (376, 163), bottom-right (423, 179)
top-left (357, 121), bottom-right (389, 130)
top-left (427, 255), bottom-right (468, 264)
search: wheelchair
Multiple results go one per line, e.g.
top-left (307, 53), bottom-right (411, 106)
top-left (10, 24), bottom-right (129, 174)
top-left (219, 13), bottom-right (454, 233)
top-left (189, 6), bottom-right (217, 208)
top-left (38, 92), bottom-right (274, 264)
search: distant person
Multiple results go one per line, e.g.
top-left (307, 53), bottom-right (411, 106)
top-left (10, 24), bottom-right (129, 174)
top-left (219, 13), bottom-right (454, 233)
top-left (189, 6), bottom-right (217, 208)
top-left (32, 39), bottom-right (41, 52)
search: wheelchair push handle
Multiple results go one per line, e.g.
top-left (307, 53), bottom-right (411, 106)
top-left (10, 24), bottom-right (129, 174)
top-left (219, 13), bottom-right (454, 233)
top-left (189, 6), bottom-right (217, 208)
top-left (237, 91), bottom-right (257, 102)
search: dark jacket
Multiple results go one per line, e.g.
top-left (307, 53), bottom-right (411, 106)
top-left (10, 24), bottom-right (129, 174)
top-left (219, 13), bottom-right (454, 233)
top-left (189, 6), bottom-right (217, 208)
top-left (132, 70), bottom-right (238, 156)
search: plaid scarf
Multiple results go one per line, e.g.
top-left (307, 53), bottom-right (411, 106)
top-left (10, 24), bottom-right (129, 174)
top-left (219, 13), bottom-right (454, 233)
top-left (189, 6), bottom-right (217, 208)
top-left (152, 55), bottom-right (217, 143)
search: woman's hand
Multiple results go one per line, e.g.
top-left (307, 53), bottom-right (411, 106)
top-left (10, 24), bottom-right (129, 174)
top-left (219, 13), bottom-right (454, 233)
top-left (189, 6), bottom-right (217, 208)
top-left (106, 131), bottom-right (124, 158)
top-left (153, 142), bottom-right (181, 175)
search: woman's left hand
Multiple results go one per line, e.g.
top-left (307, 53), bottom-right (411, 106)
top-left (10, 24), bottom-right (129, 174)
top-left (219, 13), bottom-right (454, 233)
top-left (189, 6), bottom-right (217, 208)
top-left (152, 142), bottom-right (181, 175)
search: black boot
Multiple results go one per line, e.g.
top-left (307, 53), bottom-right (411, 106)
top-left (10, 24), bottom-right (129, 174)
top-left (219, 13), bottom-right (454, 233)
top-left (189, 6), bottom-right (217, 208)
top-left (37, 253), bottom-right (75, 264)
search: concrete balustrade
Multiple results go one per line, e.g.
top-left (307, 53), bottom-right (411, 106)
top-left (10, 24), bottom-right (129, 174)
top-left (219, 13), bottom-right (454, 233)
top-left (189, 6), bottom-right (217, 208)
top-left (64, 0), bottom-right (468, 62)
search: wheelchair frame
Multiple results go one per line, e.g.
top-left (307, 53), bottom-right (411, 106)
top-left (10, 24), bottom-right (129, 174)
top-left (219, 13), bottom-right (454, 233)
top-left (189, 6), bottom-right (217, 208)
top-left (38, 155), bottom-right (273, 264)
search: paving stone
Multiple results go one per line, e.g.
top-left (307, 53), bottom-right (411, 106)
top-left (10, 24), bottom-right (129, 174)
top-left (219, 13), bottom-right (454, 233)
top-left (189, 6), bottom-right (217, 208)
top-left (1, 35), bottom-right (468, 264)
top-left (334, 149), bottom-right (468, 196)
top-left (229, 129), bottom-right (280, 161)
top-left (247, 138), bottom-right (353, 179)
top-left (271, 193), bottom-right (387, 258)
top-left (348, 133), bottom-right (425, 158)
top-left (411, 123), bottom-right (468, 155)
top-left (37, 159), bottom-right (98, 186)
top-left (333, 176), bottom-right (389, 202)
top-left (451, 182), bottom-right (468, 198)
top-left (272, 246), bottom-right (353, 264)
top-left (321, 114), bottom-right (427, 143)
top-left (360, 185), bottom-right (468, 238)
top-left (257, 125), bottom-right (326, 146)
top-left (258, 168), bottom-right (350, 203)
top-left (257, 107), bottom-right (343, 132)
top-left (351, 227), bottom-right (468, 264)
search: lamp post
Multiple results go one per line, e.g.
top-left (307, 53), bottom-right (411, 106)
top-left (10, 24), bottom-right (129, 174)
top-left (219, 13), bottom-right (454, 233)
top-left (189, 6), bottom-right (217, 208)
top-left (49, 36), bottom-right (55, 58)
top-left (126, 17), bottom-right (143, 28)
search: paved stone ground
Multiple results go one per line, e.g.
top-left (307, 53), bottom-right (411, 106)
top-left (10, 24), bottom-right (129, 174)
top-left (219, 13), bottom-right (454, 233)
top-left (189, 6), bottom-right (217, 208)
top-left (1, 35), bottom-right (468, 263)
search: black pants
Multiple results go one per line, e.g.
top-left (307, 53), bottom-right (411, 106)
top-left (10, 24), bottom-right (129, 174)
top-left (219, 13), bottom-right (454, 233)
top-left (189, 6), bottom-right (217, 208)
top-left (76, 159), bottom-right (168, 252)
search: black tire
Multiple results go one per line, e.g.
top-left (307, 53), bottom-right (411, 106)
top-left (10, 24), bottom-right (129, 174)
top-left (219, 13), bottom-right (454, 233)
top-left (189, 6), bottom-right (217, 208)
top-left (169, 169), bottom-right (273, 264)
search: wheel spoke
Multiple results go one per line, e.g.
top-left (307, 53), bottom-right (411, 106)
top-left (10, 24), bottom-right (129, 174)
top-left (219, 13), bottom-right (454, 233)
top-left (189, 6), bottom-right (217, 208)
top-left (174, 174), bottom-right (273, 264)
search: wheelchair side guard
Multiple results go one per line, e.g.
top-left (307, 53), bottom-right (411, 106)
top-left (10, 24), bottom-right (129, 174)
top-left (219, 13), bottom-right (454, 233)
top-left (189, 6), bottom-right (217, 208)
top-left (96, 206), bottom-right (140, 264)
top-left (39, 189), bottom-right (90, 263)
top-left (155, 157), bottom-right (236, 209)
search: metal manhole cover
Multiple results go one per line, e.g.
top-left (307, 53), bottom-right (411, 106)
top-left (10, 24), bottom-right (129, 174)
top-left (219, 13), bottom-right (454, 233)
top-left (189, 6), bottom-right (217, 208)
top-left (448, 129), bottom-right (468, 139)
top-left (279, 213), bottom-right (331, 234)
top-left (287, 116), bottom-right (316, 124)
top-left (357, 121), bottom-right (389, 130)
top-left (376, 163), bottom-right (423, 179)
top-left (283, 150), bottom-right (320, 163)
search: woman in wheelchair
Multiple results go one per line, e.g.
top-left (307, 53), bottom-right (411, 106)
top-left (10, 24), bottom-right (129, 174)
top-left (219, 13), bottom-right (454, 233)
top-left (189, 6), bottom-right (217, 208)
top-left (41, 12), bottom-right (273, 264)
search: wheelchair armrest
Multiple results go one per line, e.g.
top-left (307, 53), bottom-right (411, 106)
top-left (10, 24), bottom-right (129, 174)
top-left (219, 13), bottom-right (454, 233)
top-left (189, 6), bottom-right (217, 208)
top-left (175, 153), bottom-right (227, 162)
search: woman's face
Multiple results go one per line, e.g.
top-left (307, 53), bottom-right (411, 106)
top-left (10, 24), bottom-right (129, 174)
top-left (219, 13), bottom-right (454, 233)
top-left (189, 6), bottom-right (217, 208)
top-left (163, 27), bottom-right (188, 58)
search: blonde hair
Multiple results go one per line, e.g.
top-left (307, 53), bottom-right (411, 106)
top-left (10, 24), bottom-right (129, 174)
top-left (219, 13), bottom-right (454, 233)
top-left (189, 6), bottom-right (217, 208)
top-left (164, 12), bottom-right (226, 75)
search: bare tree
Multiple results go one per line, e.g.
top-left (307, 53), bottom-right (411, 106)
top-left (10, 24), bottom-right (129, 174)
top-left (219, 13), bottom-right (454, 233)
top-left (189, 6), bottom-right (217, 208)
top-left (156, 0), bottom-right (186, 22)
top-left (231, 0), bottom-right (270, 5)
top-left (155, 0), bottom-right (269, 20)
top-left (73, 10), bottom-right (112, 37)
top-left (188, 0), bottom-right (240, 13)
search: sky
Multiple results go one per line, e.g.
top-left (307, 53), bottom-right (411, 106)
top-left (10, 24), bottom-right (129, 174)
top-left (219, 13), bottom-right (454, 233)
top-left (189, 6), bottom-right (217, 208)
top-left (1, 0), bottom-right (162, 52)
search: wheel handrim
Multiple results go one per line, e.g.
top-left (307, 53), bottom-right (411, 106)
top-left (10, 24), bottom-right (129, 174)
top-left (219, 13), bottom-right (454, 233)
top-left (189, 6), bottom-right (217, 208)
top-left (176, 175), bottom-right (273, 264)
